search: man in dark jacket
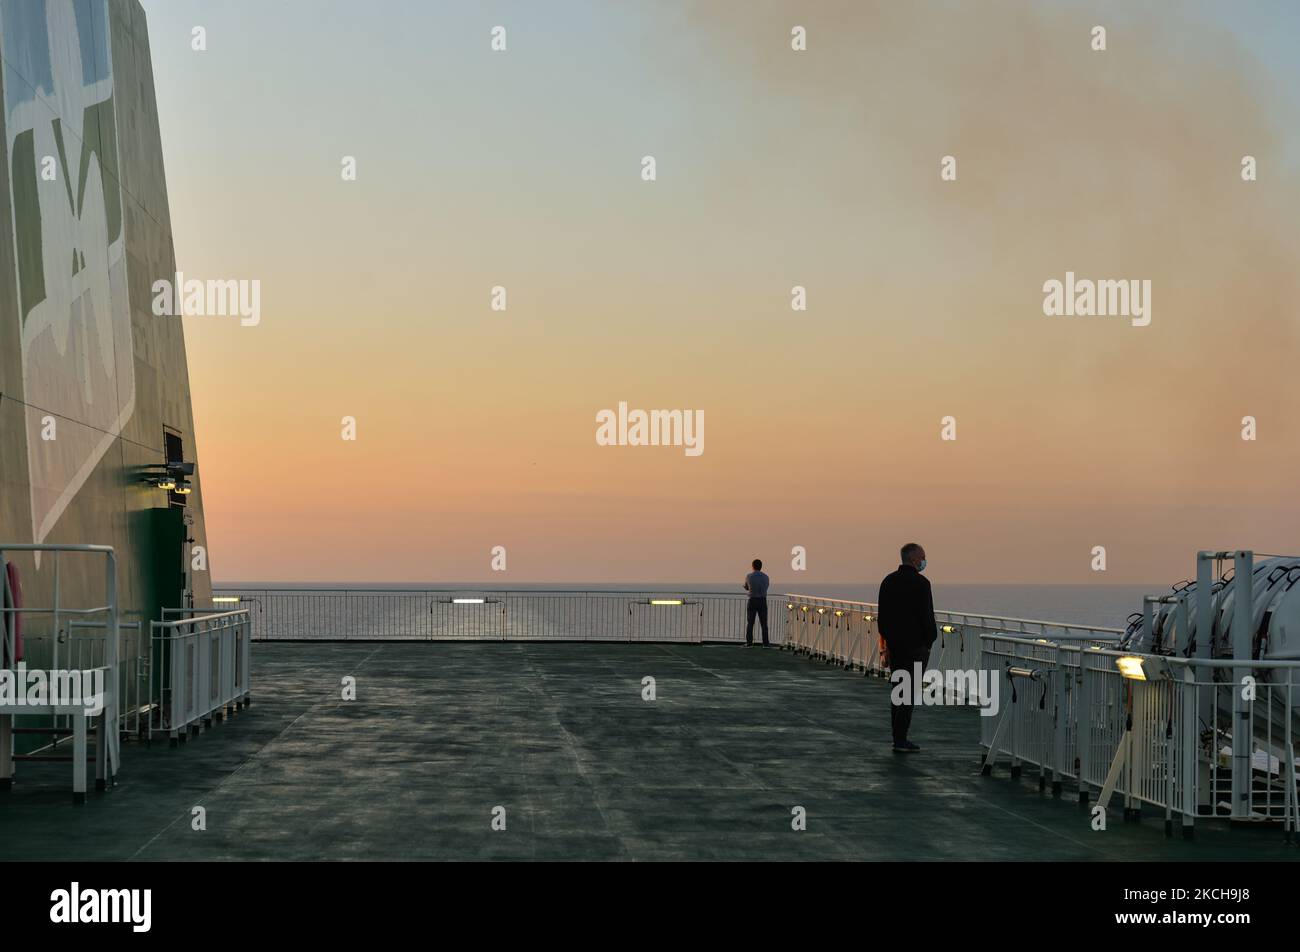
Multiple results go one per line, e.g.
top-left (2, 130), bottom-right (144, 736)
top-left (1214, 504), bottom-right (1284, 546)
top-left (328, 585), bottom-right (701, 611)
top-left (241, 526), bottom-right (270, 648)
top-left (877, 543), bottom-right (938, 752)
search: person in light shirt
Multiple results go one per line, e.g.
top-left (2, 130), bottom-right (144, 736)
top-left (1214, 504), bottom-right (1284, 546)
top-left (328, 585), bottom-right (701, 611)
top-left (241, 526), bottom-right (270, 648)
top-left (743, 558), bottom-right (771, 647)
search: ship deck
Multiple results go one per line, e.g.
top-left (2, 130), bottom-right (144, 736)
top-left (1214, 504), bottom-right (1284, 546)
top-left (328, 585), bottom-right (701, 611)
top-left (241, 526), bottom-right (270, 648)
top-left (0, 641), bottom-right (1290, 861)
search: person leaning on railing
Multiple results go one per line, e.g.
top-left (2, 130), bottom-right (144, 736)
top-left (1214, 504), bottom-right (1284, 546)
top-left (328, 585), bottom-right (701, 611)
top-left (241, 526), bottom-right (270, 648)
top-left (877, 543), bottom-right (939, 753)
top-left (743, 559), bottom-right (771, 647)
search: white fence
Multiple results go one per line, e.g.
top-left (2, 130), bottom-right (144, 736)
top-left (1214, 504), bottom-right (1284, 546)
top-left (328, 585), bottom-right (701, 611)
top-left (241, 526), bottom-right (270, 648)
top-left (0, 544), bottom-right (120, 803)
top-left (150, 609), bottom-right (252, 745)
top-left (979, 634), bottom-right (1300, 834)
top-left (781, 594), bottom-right (1121, 700)
top-left (22, 619), bottom-right (149, 741)
top-left (210, 589), bottom-right (789, 644)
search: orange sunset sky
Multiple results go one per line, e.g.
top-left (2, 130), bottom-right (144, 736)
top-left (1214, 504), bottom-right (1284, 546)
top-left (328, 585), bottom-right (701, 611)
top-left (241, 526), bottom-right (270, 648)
top-left (140, 0), bottom-right (1300, 584)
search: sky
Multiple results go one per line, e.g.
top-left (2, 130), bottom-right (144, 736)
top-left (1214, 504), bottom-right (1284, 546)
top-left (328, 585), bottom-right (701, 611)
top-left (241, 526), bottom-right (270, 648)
top-left (136, 0), bottom-right (1300, 586)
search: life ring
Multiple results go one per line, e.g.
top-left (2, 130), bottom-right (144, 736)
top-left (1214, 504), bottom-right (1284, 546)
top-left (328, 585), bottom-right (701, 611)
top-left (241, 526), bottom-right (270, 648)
top-left (3, 560), bottom-right (23, 663)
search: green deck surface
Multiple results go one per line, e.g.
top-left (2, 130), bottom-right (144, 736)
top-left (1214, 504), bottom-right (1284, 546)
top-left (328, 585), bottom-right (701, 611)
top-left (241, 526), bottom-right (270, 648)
top-left (0, 642), bottom-right (1292, 861)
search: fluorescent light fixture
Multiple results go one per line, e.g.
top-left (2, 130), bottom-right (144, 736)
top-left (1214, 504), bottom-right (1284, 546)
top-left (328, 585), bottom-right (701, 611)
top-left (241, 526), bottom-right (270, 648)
top-left (212, 596), bottom-right (240, 604)
top-left (649, 599), bottom-right (683, 606)
top-left (1115, 656), bottom-right (1147, 681)
top-left (452, 597), bottom-right (486, 604)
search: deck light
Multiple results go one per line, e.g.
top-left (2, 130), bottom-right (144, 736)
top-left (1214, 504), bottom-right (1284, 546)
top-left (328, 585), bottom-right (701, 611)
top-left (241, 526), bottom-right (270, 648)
top-left (1115, 656), bottom-right (1147, 680)
top-left (863, 613), bottom-right (873, 622)
top-left (1116, 655), bottom-right (1169, 681)
top-left (157, 475), bottom-right (176, 490)
top-left (649, 599), bottom-right (683, 606)
top-left (787, 603), bottom-right (794, 610)
top-left (834, 609), bottom-right (845, 617)
top-left (941, 624), bottom-right (955, 633)
top-left (175, 480), bottom-right (192, 494)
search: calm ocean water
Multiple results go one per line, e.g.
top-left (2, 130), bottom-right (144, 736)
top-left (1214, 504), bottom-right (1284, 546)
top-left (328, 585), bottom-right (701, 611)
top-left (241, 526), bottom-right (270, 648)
top-left (219, 581), bottom-right (1160, 631)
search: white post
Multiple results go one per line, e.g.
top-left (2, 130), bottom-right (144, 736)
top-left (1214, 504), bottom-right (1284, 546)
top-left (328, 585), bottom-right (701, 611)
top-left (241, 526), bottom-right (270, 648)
top-left (1195, 552), bottom-right (1214, 658)
top-left (72, 711), bottom-right (87, 804)
top-left (52, 550), bottom-right (61, 673)
top-left (105, 551), bottom-right (118, 777)
top-left (1231, 550), bottom-right (1254, 819)
top-left (1180, 666), bottom-right (1197, 838)
top-left (1077, 651), bottom-right (1096, 806)
top-left (1194, 551), bottom-right (1216, 819)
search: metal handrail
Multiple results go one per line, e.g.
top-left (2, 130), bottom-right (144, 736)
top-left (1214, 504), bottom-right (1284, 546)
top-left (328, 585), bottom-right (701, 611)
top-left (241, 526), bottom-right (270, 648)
top-left (783, 593), bottom-right (1124, 637)
top-left (218, 587), bottom-right (772, 599)
top-left (152, 609), bottom-right (252, 630)
top-left (149, 608), bottom-right (252, 744)
top-left (990, 633), bottom-right (1300, 667)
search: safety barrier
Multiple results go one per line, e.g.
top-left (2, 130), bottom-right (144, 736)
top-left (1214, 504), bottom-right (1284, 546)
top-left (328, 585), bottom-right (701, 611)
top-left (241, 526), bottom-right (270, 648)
top-left (210, 589), bottom-right (788, 644)
top-left (781, 597), bottom-right (884, 672)
top-left (0, 544), bottom-right (120, 803)
top-left (979, 634), bottom-right (1300, 835)
top-left (781, 594), bottom-right (1122, 706)
top-left (149, 609), bottom-right (252, 745)
top-left (24, 619), bottom-right (148, 740)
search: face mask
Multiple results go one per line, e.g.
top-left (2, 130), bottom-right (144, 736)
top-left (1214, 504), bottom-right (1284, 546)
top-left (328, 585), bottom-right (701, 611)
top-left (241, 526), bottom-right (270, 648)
top-left (918, 559), bottom-right (927, 573)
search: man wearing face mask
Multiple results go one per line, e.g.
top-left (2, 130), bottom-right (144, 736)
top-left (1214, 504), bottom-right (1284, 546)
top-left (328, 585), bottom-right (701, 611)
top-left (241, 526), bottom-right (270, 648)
top-left (877, 543), bottom-right (938, 752)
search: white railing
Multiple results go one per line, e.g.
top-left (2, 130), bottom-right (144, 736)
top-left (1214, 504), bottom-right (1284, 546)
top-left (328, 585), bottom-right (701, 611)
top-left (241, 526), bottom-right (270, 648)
top-left (209, 589), bottom-right (789, 644)
top-left (979, 634), bottom-right (1300, 834)
top-left (781, 597), bottom-right (884, 672)
top-left (0, 544), bottom-right (120, 803)
top-left (24, 619), bottom-right (148, 740)
top-left (149, 609), bottom-right (252, 745)
top-left (781, 594), bottom-right (1122, 704)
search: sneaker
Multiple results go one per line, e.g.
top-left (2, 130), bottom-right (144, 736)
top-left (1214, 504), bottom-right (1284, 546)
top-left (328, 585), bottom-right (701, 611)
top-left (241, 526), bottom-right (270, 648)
top-left (892, 741), bottom-right (921, 753)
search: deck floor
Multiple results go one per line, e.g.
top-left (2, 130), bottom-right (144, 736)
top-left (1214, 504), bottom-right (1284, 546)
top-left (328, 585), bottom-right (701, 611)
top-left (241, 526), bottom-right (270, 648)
top-left (0, 641), bottom-right (1291, 860)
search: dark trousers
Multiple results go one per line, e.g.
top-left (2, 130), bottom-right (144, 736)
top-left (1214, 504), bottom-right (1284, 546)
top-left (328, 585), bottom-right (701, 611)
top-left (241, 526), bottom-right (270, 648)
top-left (887, 648), bottom-right (923, 744)
top-left (745, 598), bottom-right (769, 645)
